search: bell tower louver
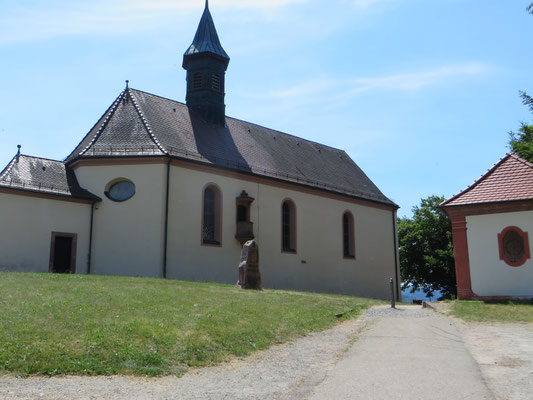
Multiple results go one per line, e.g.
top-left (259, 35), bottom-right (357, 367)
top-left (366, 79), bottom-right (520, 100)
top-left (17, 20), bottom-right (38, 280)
top-left (183, 1), bottom-right (230, 125)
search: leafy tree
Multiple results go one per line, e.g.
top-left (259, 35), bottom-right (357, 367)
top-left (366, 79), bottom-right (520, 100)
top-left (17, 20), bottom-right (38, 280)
top-left (510, 124), bottom-right (533, 161)
top-left (509, 91), bottom-right (533, 162)
top-left (510, 5), bottom-right (533, 160)
top-left (399, 195), bottom-right (456, 299)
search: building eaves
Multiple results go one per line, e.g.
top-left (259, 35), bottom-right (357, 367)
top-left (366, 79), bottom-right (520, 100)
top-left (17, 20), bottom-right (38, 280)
top-left (0, 154), bottom-right (100, 201)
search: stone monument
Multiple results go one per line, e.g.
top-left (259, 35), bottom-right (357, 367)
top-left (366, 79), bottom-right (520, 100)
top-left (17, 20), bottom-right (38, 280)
top-left (237, 240), bottom-right (262, 290)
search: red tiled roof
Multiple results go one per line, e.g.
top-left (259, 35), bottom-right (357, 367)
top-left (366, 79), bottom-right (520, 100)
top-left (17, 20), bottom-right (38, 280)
top-left (441, 153), bottom-right (533, 207)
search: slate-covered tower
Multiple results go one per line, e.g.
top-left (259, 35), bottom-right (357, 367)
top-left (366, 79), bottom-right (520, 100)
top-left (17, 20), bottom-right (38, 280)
top-left (183, 1), bottom-right (230, 125)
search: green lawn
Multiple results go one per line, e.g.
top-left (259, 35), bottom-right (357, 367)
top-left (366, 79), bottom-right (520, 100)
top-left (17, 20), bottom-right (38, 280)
top-left (452, 300), bottom-right (533, 323)
top-left (0, 272), bottom-right (380, 377)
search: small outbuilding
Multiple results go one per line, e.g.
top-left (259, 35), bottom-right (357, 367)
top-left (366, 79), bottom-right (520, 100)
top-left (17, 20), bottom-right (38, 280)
top-left (441, 153), bottom-right (533, 300)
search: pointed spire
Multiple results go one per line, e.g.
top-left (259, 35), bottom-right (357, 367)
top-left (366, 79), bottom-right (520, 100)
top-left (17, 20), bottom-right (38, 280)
top-left (182, 1), bottom-right (229, 125)
top-left (183, 1), bottom-right (229, 68)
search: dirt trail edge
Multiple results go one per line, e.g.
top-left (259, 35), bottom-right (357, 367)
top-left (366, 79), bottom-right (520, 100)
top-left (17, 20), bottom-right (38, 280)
top-left (0, 313), bottom-right (367, 400)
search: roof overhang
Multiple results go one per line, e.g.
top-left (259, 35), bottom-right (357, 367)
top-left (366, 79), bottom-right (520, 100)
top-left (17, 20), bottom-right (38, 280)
top-left (441, 199), bottom-right (533, 217)
top-left (0, 185), bottom-right (100, 204)
top-left (68, 154), bottom-right (399, 211)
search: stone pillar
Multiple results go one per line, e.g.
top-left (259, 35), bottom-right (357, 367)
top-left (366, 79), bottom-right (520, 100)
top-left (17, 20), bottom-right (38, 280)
top-left (450, 216), bottom-right (475, 299)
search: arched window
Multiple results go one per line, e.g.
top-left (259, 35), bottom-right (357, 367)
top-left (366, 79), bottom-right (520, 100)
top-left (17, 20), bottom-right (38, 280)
top-left (281, 200), bottom-right (296, 252)
top-left (202, 185), bottom-right (222, 245)
top-left (343, 212), bottom-right (355, 259)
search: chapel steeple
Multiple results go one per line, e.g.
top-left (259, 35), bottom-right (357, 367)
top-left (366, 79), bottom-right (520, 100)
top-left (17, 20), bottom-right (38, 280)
top-left (183, 1), bottom-right (230, 125)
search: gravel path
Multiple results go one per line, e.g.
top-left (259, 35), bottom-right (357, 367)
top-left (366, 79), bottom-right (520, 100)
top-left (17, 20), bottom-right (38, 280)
top-left (427, 301), bottom-right (533, 400)
top-left (306, 305), bottom-right (493, 400)
top-left (0, 310), bottom-right (371, 400)
top-left (456, 321), bottom-right (533, 400)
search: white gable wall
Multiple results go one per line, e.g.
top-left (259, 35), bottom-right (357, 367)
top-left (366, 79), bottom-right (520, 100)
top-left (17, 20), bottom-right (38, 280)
top-left (466, 210), bottom-right (533, 297)
top-left (74, 163), bottom-right (167, 277)
top-left (0, 192), bottom-right (91, 273)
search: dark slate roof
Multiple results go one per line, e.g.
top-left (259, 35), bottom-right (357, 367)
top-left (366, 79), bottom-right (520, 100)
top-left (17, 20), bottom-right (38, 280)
top-left (441, 153), bottom-right (533, 207)
top-left (66, 88), bottom-right (396, 207)
top-left (0, 154), bottom-right (100, 201)
top-left (183, 1), bottom-right (230, 67)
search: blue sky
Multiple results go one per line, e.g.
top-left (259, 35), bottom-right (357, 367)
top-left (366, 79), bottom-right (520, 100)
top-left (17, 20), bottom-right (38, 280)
top-left (0, 0), bottom-right (531, 216)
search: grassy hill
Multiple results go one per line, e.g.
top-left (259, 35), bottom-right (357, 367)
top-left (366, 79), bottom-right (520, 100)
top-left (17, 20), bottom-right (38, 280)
top-left (0, 272), bottom-right (380, 377)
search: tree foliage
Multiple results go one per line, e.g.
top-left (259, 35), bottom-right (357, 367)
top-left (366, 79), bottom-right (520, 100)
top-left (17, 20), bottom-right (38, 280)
top-left (510, 5), bottom-right (533, 160)
top-left (509, 92), bottom-right (533, 162)
top-left (398, 195), bottom-right (456, 299)
top-left (510, 124), bottom-right (533, 162)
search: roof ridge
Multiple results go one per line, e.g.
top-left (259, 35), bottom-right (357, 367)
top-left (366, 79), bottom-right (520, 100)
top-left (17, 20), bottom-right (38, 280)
top-left (76, 90), bottom-right (128, 159)
top-left (0, 155), bottom-right (17, 181)
top-left (17, 154), bottom-right (63, 163)
top-left (164, 149), bottom-right (392, 205)
top-left (0, 179), bottom-right (100, 200)
top-left (441, 153), bottom-right (512, 207)
top-left (127, 89), bottom-right (168, 155)
top-left (509, 152), bottom-right (533, 168)
top-left (65, 91), bottom-right (127, 162)
top-left (129, 88), bottom-right (346, 153)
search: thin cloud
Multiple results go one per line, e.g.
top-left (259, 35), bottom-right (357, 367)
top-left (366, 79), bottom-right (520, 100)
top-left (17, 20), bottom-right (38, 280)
top-left (351, 0), bottom-right (397, 10)
top-left (349, 64), bottom-right (487, 93)
top-left (0, 0), bottom-right (306, 45)
top-left (258, 63), bottom-right (489, 104)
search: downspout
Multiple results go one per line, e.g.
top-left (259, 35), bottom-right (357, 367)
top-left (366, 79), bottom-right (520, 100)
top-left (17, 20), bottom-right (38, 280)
top-left (87, 202), bottom-right (95, 274)
top-left (392, 209), bottom-right (401, 301)
top-left (163, 158), bottom-right (171, 278)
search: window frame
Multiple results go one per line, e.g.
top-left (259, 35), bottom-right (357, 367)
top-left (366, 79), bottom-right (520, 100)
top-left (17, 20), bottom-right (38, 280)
top-left (281, 199), bottom-right (297, 253)
top-left (193, 72), bottom-right (203, 89)
top-left (201, 184), bottom-right (222, 246)
top-left (104, 178), bottom-right (136, 202)
top-left (498, 226), bottom-right (530, 267)
top-left (212, 73), bottom-right (221, 92)
top-left (342, 211), bottom-right (355, 259)
top-left (49, 232), bottom-right (77, 274)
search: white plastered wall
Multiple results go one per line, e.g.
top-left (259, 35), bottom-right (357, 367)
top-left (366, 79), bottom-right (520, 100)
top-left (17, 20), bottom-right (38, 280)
top-left (167, 164), bottom-right (397, 299)
top-left (74, 163), bottom-right (167, 277)
top-left (0, 192), bottom-right (91, 273)
top-left (467, 210), bottom-right (533, 297)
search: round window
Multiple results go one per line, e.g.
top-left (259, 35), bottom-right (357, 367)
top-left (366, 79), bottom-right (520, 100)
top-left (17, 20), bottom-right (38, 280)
top-left (498, 226), bottom-right (530, 267)
top-left (105, 180), bottom-right (135, 202)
